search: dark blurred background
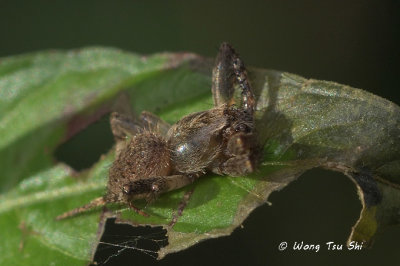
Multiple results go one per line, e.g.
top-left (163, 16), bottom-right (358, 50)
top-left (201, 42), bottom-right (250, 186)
top-left (1, 1), bottom-right (399, 265)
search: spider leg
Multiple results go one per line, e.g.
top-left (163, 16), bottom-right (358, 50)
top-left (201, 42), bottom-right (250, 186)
top-left (128, 201), bottom-right (150, 217)
top-left (56, 197), bottom-right (106, 220)
top-left (221, 154), bottom-right (254, 176)
top-left (139, 111), bottom-right (171, 137)
top-left (169, 188), bottom-right (195, 227)
top-left (123, 174), bottom-right (199, 218)
top-left (212, 43), bottom-right (255, 115)
top-left (111, 110), bottom-right (171, 157)
top-left (212, 43), bottom-right (236, 107)
top-left (110, 112), bottom-right (143, 157)
top-left (231, 48), bottom-right (255, 116)
top-left (219, 133), bottom-right (257, 176)
top-left (126, 174), bottom-right (199, 197)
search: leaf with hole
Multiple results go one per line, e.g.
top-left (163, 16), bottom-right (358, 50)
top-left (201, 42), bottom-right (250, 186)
top-left (0, 47), bottom-right (399, 264)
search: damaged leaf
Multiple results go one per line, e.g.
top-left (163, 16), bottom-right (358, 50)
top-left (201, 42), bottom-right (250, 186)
top-left (0, 47), bottom-right (399, 264)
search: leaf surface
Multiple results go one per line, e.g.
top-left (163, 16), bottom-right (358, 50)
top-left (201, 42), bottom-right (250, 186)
top-left (0, 48), bottom-right (399, 264)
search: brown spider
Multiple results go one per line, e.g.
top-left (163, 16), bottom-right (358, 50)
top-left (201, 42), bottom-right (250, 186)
top-left (56, 43), bottom-right (259, 220)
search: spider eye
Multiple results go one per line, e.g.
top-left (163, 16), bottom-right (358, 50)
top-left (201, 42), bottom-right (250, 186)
top-left (123, 184), bottom-right (131, 194)
top-left (151, 184), bottom-right (159, 192)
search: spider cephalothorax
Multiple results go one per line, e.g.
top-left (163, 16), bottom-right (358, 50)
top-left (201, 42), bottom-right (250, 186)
top-left (57, 43), bottom-right (259, 220)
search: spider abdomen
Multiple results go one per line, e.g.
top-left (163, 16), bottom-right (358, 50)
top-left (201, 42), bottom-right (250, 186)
top-left (107, 132), bottom-right (171, 202)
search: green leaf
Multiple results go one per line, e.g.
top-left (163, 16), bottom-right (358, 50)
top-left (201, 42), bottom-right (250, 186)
top-left (0, 47), bottom-right (399, 264)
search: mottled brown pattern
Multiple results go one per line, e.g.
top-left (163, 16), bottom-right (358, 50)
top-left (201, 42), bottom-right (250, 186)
top-left (56, 43), bottom-right (260, 220)
top-left (106, 132), bottom-right (171, 203)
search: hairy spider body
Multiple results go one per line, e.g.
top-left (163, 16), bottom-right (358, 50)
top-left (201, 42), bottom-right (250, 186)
top-left (56, 43), bottom-right (259, 220)
top-left (168, 105), bottom-right (255, 175)
top-left (106, 132), bottom-right (171, 203)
